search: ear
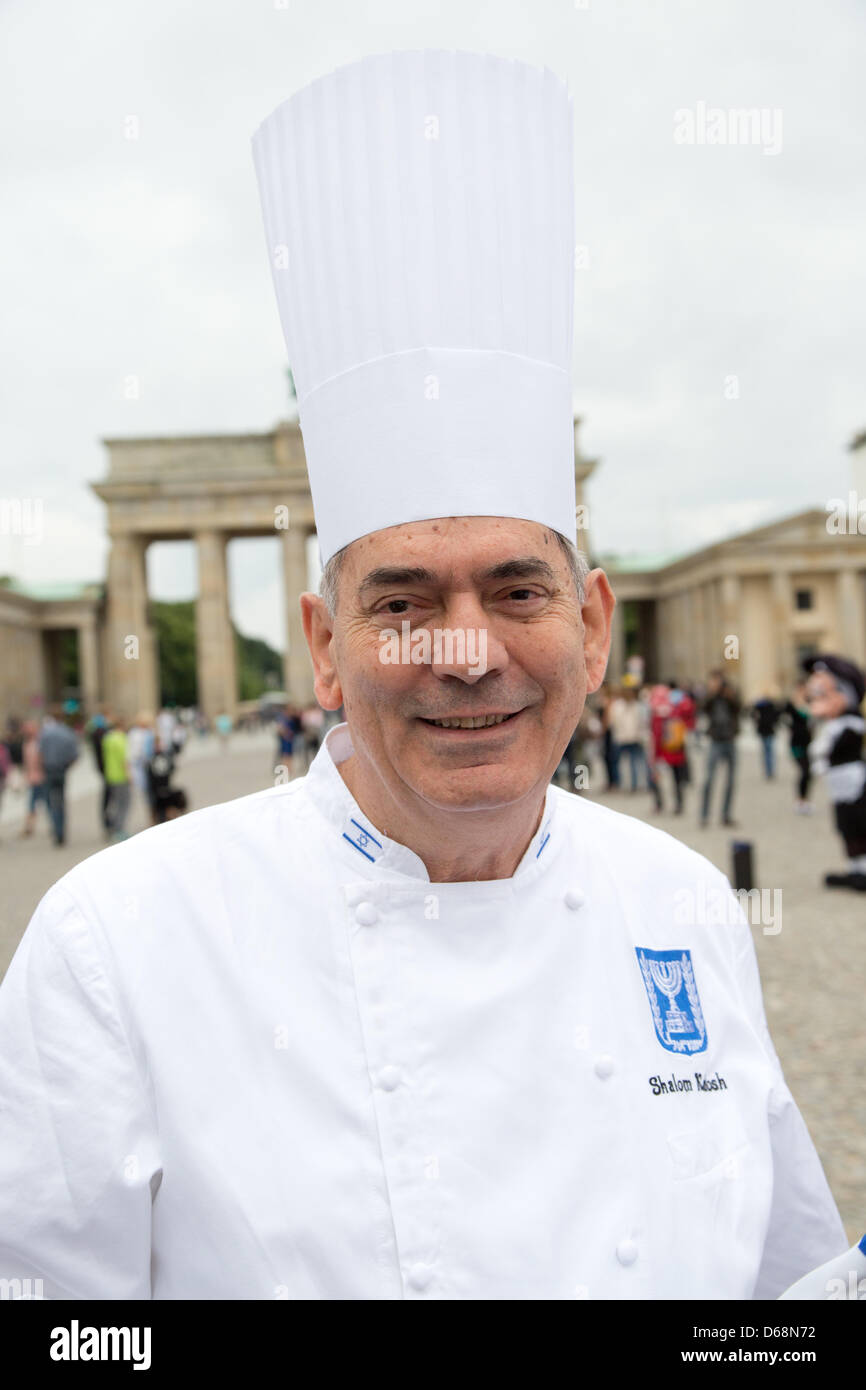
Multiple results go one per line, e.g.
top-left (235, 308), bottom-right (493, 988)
top-left (300, 593), bottom-right (344, 711)
top-left (581, 568), bottom-right (616, 695)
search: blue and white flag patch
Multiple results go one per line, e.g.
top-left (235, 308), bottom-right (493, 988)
top-left (636, 947), bottom-right (708, 1055)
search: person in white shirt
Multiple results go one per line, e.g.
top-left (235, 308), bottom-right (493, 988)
top-left (607, 684), bottom-right (651, 792)
top-left (0, 49), bottom-right (849, 1301)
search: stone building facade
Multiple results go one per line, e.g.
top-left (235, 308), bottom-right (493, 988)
top-left (1, 420), bottom-right (863, 719)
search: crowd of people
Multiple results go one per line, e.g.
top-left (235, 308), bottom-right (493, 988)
top-left (552, 652), bottom-right (866, 892)
top-left (0, 699), bottom-right (340, 848)
top-left (3, 662), bottom-right (864, 893)
top-left (272, 701), bottom-right (333, 777)
top-left (0, 705), bottom-right (190, 848)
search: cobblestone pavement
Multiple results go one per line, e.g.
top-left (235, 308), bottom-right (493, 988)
top-left (2, 729), bottom-right (862, 1244)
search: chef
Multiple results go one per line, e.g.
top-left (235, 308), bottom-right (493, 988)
top-left (0, 49), bottom-right (848, 1301)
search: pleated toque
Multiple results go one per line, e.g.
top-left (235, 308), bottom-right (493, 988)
top-left (252, 49), bottom-right (576, 566)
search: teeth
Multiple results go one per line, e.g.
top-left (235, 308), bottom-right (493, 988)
top-left (429, 713), bottom-right (511, 728)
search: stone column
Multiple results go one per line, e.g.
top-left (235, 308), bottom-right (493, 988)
top-left (692, 584), bottom-right (706, 683)
top-left (281, 526), bottom-right (314, 703)
top-left (837, 566), bottom-right (866, 668)
top-left (104, 533), bottom-right (159, 717)
top-left (195, 529), bottom-right (237, 720)
top-left (719, 573), bottom-right (742, 681)
top-left (607, 595), bottom-right (626, 683)
top-left (770, 569), bottom-right (794, 691)
top-left (573, 417), bottom-right (598, 563)
top-left (78, 616), bottom-right (101, 716)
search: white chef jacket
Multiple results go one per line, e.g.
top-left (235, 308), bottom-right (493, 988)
top-left (0, 723), bottom-right (846, 1300)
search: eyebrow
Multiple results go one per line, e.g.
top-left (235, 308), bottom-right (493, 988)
top-left (357, 556), bottom-right (558, 593)
top-left (358, 566), bottom-right (438, 593)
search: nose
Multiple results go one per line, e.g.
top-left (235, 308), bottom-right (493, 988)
top-left (429, 594), bottom-right (509, 685)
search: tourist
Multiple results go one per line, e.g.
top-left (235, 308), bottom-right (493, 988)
top-left (751, 689), bottom-right (781, 780)
top-left (102, 716), bottom-right (132, 843)
top-left (214, 711), bottom-right (233, 750)
top-left (699, 670), bottom-right (741, 827)
top-left (84, 705), bottom-right (112, 833)
top-left (275, 703), bottom-right (300, 778)
top-left (156, 706), bottom-right (177, 754)
top-left (126, 712), bottom-right (155, 816)
top-left (782, 680), bottom-right (813, 813)
top-left (37, 707), bottom-right (79, 846)
top-left (19, 720), bottom-right (47, 838)
top-left (650, 683), bottom-right (696, 814)
top-left (146, 737), bottom-right (179, 825)
top-left (2, 716), bottom-right (25, 807)
top-left (607, 683), bottom-right (649, 792)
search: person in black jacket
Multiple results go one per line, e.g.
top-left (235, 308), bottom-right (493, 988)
top-left (782, 681), bottom-right (813, 812)
top-left (750, 690), bottom-right (781, 779)
top-left (699, 670), bottom-right (741, 826)
top-left (802, 654), bottom-right (866, 891)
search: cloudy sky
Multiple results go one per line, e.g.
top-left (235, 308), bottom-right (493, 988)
top-left (1, 0), bottom-right (864, 650)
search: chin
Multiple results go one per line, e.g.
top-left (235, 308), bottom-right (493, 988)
top-left (410, 761), bottom-right (542, 812)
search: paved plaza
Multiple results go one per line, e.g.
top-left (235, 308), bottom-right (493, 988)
top-left (1, 728), bottom-right (862, 1244)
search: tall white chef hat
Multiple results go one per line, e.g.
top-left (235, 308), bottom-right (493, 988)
top-left (252, 49), bottom-right (576, 567)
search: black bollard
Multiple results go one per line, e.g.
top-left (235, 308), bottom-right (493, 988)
top-left (731, 840), bottom-right (754, 893)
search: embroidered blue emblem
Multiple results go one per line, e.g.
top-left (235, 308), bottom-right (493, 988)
top-left (342, 817), bottom-right (383, 863)
top-left (635, 948), bottom-right (707, 1054)
top-left (532, 814), bottom-right (553, 859)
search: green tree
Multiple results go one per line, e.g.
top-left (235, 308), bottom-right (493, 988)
top-left (151, 600), bottom-right (283, 706)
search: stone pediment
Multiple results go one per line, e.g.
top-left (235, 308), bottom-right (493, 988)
top-left (718, 508), bottom-right (847, 553)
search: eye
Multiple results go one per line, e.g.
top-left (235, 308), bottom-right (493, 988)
top-left (376, 598), bottom-right (413, 615)
top-left (501, 587), bottom-right (546, 603)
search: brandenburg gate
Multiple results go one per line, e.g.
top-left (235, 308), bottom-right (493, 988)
top-left (93, 417), bottom-right (597, 720)
top-left (93, 420), bottom-right (317, 719)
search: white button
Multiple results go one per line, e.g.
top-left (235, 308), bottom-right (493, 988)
top-left (616, 1238), bottom-right (638, 1266)
top-left (406, 1262), bottom-right (434, 1291)
top-left (355, 901), bottom-right (379, 926)
top-left (564, 889), bottom-right (584, 911)
top-left (375, 1065), bottom-right (402, 1091)
top-left (594, 1054), bottom-right (615, 1080)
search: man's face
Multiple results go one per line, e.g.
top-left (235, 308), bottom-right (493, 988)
top-left (301, 516), bottom-right (614, 816)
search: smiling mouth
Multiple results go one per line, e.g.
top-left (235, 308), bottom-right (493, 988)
top-left (419, 711), bottom-right (522, 730)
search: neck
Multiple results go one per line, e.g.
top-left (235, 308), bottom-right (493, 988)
top-left (336, 750), bottom-right (547, 882)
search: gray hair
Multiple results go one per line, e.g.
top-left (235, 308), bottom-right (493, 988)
top-left (319, 527), bottom-right (589, 617)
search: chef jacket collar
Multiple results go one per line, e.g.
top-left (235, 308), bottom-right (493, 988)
top-left (302, 722), bottom-right (557, 886)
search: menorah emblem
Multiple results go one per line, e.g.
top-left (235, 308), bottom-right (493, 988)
top-left (647, 958), bottom-right (691, 1040)
top-left (635, 947), bottom-right (708, 1055)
